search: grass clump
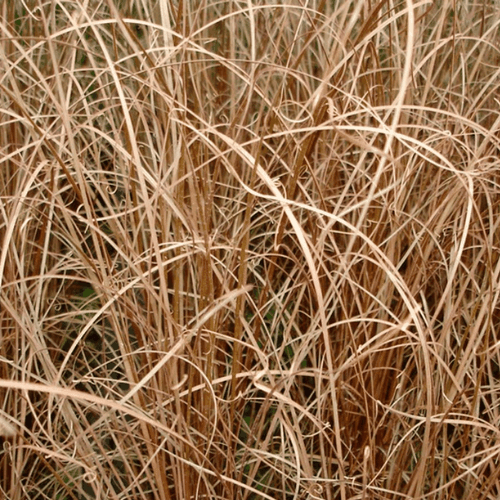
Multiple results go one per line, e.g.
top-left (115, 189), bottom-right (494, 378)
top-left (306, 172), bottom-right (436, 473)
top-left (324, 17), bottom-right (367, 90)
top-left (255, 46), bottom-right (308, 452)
top-left (1, 0), bottom-right (500, 499)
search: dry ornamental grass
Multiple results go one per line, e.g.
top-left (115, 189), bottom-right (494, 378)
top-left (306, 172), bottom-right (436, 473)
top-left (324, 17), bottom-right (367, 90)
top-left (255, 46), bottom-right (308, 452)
top-left (1, 0), bottom-right (500, 499)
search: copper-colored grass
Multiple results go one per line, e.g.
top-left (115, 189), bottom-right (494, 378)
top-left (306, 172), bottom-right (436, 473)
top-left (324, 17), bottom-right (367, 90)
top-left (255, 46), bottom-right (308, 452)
top-left (1, 0), bottom-right (500, 499)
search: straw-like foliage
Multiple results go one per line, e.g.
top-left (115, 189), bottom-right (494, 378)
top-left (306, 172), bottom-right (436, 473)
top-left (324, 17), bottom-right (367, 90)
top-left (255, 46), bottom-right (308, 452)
top-left (1, 0), bottom-right (500, 499)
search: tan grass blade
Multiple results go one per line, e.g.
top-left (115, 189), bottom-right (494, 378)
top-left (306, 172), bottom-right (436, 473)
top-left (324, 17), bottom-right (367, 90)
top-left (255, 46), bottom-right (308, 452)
top-left (0, 415), bottom-right (16, 437)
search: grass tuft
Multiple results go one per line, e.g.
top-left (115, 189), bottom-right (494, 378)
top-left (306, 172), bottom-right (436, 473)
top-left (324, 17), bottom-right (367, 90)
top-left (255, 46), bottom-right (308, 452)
top-left (1, 1), bottom-right (500, 499)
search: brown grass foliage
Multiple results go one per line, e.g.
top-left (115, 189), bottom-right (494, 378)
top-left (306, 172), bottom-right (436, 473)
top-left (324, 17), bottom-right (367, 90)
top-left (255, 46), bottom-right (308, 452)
top-left (1, 0), bottom-right (500, 499)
